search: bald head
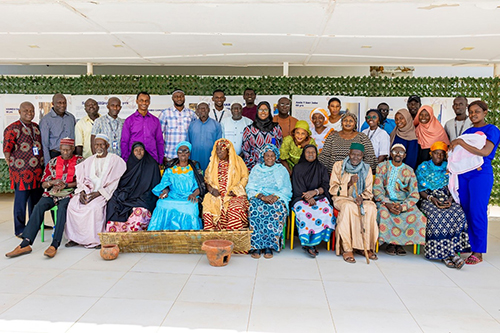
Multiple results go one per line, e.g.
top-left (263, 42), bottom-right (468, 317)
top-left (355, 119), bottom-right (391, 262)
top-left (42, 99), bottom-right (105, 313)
top-left (19, 101), bottom-right (35, 124)
top-left (106, 97), bottom-right (122, 118)
top-left (52, 94), bottom-right (67, 116)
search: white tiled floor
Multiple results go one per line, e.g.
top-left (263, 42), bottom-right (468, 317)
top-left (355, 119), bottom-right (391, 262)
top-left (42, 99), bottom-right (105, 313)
top-left (1, 193), bottom-right (500, 333)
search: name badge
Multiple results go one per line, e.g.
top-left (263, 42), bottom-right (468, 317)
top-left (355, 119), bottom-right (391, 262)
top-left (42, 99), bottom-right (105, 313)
top-left (32, 146), bottom-right (39, 156)
top-left (112, 141), bottom-right (118, 150)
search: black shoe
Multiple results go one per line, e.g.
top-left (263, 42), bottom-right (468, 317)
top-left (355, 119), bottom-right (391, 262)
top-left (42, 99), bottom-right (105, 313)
top-left (65, 240), bottom-right (79, 248)
top-left (43, 224), bottom-right (53, 230)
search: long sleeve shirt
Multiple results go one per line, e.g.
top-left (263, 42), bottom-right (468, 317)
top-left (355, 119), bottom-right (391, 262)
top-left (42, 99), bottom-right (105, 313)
top-left (39, 109), bottom-right (76, 165)
top-left (187, 118), bottom-right (222, 171)
top-left (159, 106), bottom-right (198, 159)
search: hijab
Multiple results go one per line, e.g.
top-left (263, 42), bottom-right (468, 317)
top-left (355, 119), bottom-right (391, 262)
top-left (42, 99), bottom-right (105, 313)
top-left (106, 142), bottom-right (161, 222)
top-left (413, 105), bottom-right (450, 149)
top-left (390, 108), bottom-right (417, 145)
top-left (291, 145), bottom-right (331, 206)
top-left (253, 101), bottom-right (279, 132)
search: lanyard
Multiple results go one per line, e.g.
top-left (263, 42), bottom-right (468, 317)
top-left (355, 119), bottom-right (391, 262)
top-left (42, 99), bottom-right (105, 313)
top-left (213, 109), bottom-right (225, 123)
top-left (20, 121), bottom-right (36, 142)
top-left (367, 128), bottom-right (377, 140)
top-left (454, 119), bottom-right (465, 139)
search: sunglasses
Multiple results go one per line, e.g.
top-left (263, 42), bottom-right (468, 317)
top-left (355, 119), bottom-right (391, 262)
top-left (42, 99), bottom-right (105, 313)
top-left (391, 150), bottom-right (405, 156)
top-left (177, 149), bottom-right (190, 154)
top-left (366, 116), bottom-right (378, 120)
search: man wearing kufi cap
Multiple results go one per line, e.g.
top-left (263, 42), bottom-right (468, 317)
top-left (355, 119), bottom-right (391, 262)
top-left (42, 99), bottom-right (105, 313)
top-left (220, 101), bottom-right (252, 155)
top-left (65, 134), bottom-right (126, 249)
top-left (187, 101), bottom-right (222, 171)
top-left (373, 143), bottom-right (427, 256)
top-left (159, 89), bottom-right (198, 161)
top-left (6, 138), bottom-right (84, 258)
top-left (329, 142), bottom-right (379, 263)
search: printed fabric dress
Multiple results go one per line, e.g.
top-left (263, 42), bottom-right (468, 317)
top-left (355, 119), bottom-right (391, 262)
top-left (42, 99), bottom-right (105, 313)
top-left (374, 160), bottom-right (427, 245)
top-left (148, 164), bottom-right (202, 230)
top-left (415, 160), bottom-right (470, 259)
top-left (242, 124), bottom-right (283, 170)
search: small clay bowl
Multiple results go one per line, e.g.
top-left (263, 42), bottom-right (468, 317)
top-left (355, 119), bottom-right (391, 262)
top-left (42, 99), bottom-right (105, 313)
top-left (100, 244), bottom-right (119, 260)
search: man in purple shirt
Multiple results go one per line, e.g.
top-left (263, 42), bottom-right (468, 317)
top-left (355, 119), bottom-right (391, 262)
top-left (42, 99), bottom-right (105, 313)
top-left (120, 92), bottom-right (164, 164)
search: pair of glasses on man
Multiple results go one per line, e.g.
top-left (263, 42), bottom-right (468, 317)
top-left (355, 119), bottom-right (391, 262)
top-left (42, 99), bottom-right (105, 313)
top-left (391, 150), bottom-right (405, 156)
top-left (366, 115), bottom-right (378, 120)
top-left (177, 149), bottom-right (189, 154)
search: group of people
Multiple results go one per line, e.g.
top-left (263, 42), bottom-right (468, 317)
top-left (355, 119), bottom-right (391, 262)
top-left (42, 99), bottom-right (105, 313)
top-left (3, 90), bottom-right (499, 267)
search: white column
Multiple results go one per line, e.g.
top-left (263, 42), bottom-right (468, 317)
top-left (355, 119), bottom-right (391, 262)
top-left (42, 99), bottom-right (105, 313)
top-left (87, 63), bottom-right (94, 75)
top-left (494, 64), bottom-right (500, 78)
top-left (283, 62), bottom-right (289, 77)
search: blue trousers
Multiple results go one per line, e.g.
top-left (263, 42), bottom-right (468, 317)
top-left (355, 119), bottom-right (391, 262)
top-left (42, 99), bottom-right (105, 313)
top-left (13, 187), bottom-right (43, 236)
top-left (458, 170), bottom-right (493, 253)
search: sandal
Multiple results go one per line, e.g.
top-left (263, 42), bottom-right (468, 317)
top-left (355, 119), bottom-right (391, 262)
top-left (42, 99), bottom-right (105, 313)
top-left (263, 248), bottom-right (273, 259)
top-left (313, 246), bottom-right (319, 255)
top-left (465, 254), bottom-right (483, 265)
top-left (249, 249), bottom-right (261, 259)
top-left (442, 256), bottom-right (455, 268)
top-left (302, 246), bottom-right (317, 258)
top-left (367, 250), bottom-right (378, 260)
top-left (395, 245), bottom-right (407, 256)
top-left (451, 254), bottom-right (465, 270)
top-left (343, 252), bottom-right (356, 263)
top-left (386, 244), bottom-right (396, 256)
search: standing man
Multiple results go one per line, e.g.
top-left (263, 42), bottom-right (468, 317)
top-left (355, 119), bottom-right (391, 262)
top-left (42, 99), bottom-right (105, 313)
top-left (3, 102), bottom-right (44, 237)
top-left (121, 92), bottom-right (164, 164)
top-left (221, 101), bottom-right (252, 156)
top-left (5, 138), bottom-right (84, 258)
top-left (407, 95), bottom-right (422, 119)
top-left (444, 96), bottom-right (472, 141)
top-left (360, 102), bottom-right (396, 135)
top-left (242, 88), bottom-right (258, 121)
top-left (188, 101), bottom-right (223, 171)
top-left (210, 89), bottom-right (231, 123)
top-left (39, 93), bottom-right (76, 164)
top-left (272, 97), bottom-right (298, 137)
top-left (91, 97), bottom-right (124, 156)
top-left (160, 89), bottom-right (198, 162)
top-left (75, 98), bottom-right (100, 158)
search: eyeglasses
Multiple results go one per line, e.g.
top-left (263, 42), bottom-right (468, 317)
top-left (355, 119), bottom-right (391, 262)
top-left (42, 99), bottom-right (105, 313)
top-left (366, 116), bottom-right (378, 120)
top-left (279, 103), bottom-right (290, 107)
top-left (391, 150), bottom-right (405, 156)
top-left (258, 109), bottom-right (269, 113)
top-left (177, 149), bottom-right (189, 154)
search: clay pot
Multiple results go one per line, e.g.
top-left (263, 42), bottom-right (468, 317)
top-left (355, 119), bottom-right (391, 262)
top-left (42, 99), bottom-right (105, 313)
top-left (100, 244), bottom-right (119, 260)
top-left (201, 240), bottom-right (234, 267)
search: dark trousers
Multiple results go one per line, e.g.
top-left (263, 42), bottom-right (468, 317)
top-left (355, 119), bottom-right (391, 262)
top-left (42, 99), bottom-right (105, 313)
top-left (13, 187), bottom-right (44, 236)
top-left (22, 196), bottom-right (70, 248)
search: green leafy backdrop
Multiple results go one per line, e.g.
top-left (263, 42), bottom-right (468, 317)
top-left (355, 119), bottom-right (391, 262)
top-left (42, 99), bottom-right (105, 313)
top-left (0, 75), bottom-right (498, 203)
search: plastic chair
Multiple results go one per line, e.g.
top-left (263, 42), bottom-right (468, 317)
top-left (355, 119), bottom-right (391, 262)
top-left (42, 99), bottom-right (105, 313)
top-left (41, 206), bottom-right (58, 242)
top-left (289, 210), bottom-right (331, 251)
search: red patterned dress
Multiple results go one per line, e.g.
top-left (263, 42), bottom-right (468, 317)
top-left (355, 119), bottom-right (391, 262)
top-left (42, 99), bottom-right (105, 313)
top-left (242, 124), bottom-right (282, 170)
top-left (3, 121), bottom-right (44, 190)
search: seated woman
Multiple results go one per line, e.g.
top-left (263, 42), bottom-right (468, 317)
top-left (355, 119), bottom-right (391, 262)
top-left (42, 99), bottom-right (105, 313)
top-left (362, 109), bottom-right (390, 164)
top-left (390, 108), bottom-right (419, 170)
top-left (414, 105), bottom-right (450, 166)
top-left (203, 139), bottom-right (249, 230)
top-left (148, 141), bottom-right (206, 231)
top-left (309, 108), bottom-right (334, 153)
top-left (246, 144), bottom-right (292, 259)
top-left (319, 112), bottom-right (377, 173)
top-left (416, 141), bottom-right (470, 269)
top-left (242, 101), bottom-right (283, 170)
top-left (105, 142), bottom-right (161, 232)
top-left (291, 145), bottom-right (335, 258)
top-left (280, 120), bottom-right (317, 174)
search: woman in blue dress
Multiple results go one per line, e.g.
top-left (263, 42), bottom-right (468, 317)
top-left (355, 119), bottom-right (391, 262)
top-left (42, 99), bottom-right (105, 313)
top-left (148, 141), bottom-right (206, 231)
top-left (246, 144), bottom-right (292, 259)
top-left (450, 101), bottom-right (500, 265)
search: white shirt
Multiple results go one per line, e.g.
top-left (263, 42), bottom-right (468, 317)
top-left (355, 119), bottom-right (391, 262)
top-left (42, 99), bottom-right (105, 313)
top-left (221, 116), bottom-right (253, 155)
top-left (444, 117), bottom-right (473, 141)
top-left (209, 108), bottom-right (232, 123)
top-left (362, 127), bottom-right (390, 158)
top-left (329, 118), bottom-right (342, 132)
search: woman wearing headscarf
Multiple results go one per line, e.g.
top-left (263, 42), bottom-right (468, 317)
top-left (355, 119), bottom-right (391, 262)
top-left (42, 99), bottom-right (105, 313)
top-left (280, 120), bottom-right (317, 174)
top-left (329, 143), bottom-right (379, 263)
top-left (291, 145), bottom-right (335, 258)
top-left (361, 109), bottom-right (391, 163)
top-left (416, 141), bottom-right (470, 269)
top-left (242, 101), bottom-right (283, 170)
top-left (309, 108), bottom-right (334, 153)
top-left (390, 108), bottom-right (419, 170)
top-left (246, 144), bottom-right (292, 259)
top-left (147, 141), bottom-right (206, 231)
top-left (414, 105), bottom-right (450, 165)
top-left (105, 142), bottom-right (161, 232)
top-left (319, 112), bottom-right (377, 174)
top-left (203, 139), bottom-right (249, 230)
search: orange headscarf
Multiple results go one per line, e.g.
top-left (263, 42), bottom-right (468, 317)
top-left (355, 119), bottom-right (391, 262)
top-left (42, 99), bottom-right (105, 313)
top-left (430, 141), bottom-right (448, 152)
top-left (413, 105), bottom-right (450, 149)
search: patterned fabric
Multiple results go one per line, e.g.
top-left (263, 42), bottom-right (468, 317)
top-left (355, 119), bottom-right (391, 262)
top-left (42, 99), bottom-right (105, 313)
top-left (311, 126), bottom-right (334, 153)
top-left (91, 114), bottom-right (124, 156)
top-left (159, 107), bottom-right (198, 159)
top-left (416, 160), bottom-right (449, 192)
top-left (293, 198), bottom-right (335, 247)
top-left (3, 120), bottom-right (44, 190)
top-left (280, 136), bottom-right (317, 169)
top-left (39, 109), bottom-right (76, 165)
top-left (75, 115), bottom-right (99, 158)
top-left (318, 131), bottom-right (377, 173)
top-left (249, 197), bottom-right (288, 251)
top-left (374, 160), bottom-right (427, 245)
top-left (106, 207), bottom-right (151, 232)
top-left (41, 155), bottom-right (85, 201)
top-left (242, 124), bottom-right (283, 170)
top-left (420, 187), bottom-right (470, 260)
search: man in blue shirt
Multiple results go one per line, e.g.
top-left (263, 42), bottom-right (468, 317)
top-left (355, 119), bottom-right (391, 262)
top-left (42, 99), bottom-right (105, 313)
top-left (360, 102), bottom-right (396, 135)
top-left (188, 101), bottom-right (222, 172)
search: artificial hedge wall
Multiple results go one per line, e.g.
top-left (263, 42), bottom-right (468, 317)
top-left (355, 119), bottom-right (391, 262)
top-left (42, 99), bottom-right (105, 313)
top-left (0, 75), bottom-right (498, 203)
